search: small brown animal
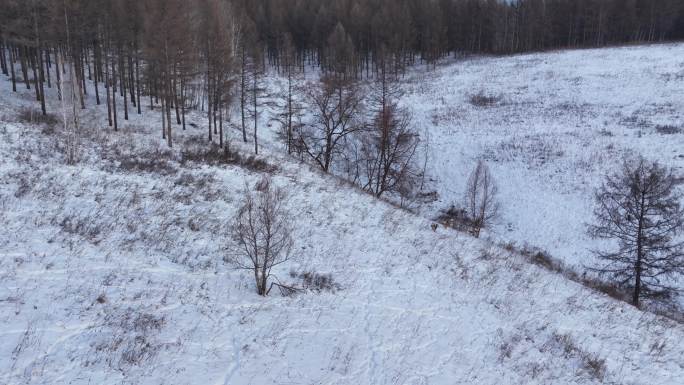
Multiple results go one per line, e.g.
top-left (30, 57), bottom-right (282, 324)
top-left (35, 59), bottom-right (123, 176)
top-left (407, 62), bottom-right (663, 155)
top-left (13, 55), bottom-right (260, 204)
top-left (431, 223), bottom-right (439, 232)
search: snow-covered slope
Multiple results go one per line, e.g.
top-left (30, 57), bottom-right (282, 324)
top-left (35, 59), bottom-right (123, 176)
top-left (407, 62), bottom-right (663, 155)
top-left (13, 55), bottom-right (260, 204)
top-left (1, 45), bottom-right (684, 385)
top-left (401, 43), bottom-right (684, 275)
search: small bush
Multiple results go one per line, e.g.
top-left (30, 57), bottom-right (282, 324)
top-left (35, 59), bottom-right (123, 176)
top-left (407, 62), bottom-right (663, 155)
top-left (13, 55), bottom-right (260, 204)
top-left (181, 145), bottom-right (277, 173)
top-left (95, 307), bottom-right (167, 370)
top-left (550, 332), bottom-right (606, 381)
top-left (530, 250), bottom-right (562, 273)
top-left (118, 156), bottom-right (177, 175)
top-left (415, 190), bottom-right (439, 204)
top-left (435, 205), bottom-right (473, 233)
top-left (656, 125), bottom-right (681, 135)
top-left (17, 108), bottom-right (59, 127)
top-left (59, 215), bottom-right (102, 241)
top-left (290, 270), bottom-right (340, 293)
top-left (577, 274), bottom-right (630, 303)
top-left (174, 172), bottom-right (215, 189)
top-left (14, 176), bottom-right (31, 198)
top-left (598, 128), bottom-right (613, 137)
top-left (469, 92), bottom-right (501, 107)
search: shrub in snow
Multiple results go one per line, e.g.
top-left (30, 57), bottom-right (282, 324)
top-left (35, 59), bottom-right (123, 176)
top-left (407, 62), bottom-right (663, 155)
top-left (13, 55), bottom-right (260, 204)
top-left (655, 125), bottom-right (681, 135)
top-left (16, 107), bottom-right (59, 127)
top-left (290, 270), bottom-right (340, 293)
top-left (469, 91), bottom-right (501, 107)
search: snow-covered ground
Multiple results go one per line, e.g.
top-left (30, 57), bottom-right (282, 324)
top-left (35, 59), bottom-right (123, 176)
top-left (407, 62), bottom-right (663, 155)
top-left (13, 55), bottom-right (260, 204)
top-left (401, 43), bottom-right (684, 272)
top-left (1, 44), bottom-right (684, 385)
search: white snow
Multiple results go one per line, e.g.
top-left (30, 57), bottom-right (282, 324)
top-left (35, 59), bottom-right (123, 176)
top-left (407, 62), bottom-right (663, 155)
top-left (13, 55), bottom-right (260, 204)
top-left (401, 43), bottom-right (684, 272)
top-left (1, 43), bottom-right (683, 385)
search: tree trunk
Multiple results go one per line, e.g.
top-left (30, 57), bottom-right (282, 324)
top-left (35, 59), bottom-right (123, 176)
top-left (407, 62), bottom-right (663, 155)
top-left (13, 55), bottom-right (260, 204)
top-left (240, 49), bottom-right (247, 142)
top-left (128, 53), bottom-right (136, 108)
top-left (135, 49), bottom-right (141, 115)
top-left (161, 86), bottom-right (166, 139)
top-left (253, 71), bottom-right (258, 155)
top-left (164, 41), bottom-right (172, 148)
top-left (105, 48), bottom-right (112, 127)
top-left (30, 48), bottom-right (40, 102)
top-left (173, 64), bottom-right (181, 125)
top-left (111, 54), bottom-right (118, 131)
top-left (21, 46), bottom-right (30, 90)
top-left (207, 72), bottom-right (213, 142)
top-left (9, 44), bottom-right (16, 92)
top-left (93, 44), bottom-right (100, 105)
top-left (54, 47), bottom-right (61, 100)
top-left (120, 50), bottom-right (128, 120)
top-left (180, 76), bottom-right (186, 131)
top-left (634, 194), bottom-right (646, 307)
top-left (37, 47), bottom-right (46, 116)
top-left (0, 39), bottom-right (7, 76)
top-left (166, 74), bottom-right (173, 147)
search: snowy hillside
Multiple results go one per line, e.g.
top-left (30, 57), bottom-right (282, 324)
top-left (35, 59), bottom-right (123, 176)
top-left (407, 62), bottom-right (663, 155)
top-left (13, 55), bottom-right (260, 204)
top-left (1, 45), bottom-right (684, 385)
top-left (400, 43), bottom-right (684, 273)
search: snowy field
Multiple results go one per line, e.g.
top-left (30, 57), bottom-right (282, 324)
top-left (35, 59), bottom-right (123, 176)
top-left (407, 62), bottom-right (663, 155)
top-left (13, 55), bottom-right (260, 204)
top-left (1, 44), bottom-right (684, 385)
top-left (401, 43), bottom-right (684, 272)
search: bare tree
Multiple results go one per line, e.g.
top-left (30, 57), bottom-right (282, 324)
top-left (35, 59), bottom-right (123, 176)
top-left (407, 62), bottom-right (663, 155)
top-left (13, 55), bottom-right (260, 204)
top-left (272, 34), bottom-right (305, 155)
top-left (299, 75), bottom-right (364, 172)
top-left (362, 55), bottom-right (419, 198)
top-left (464, 160), bottom-right (499, 238)
top-left (229, 178), bottom-right (294, 296)
top-left (57, 2), bottom-right (79, 165)
top-left (589, 156), bottom-right (684, 307)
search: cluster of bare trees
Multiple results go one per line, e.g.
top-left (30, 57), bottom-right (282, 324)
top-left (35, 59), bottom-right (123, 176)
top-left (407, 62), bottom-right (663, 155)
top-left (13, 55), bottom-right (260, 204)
top-left (241, 0), bottom-right (684, 75)
top-left (288, 66), bottom-right (421, 201)
top-left (3, 0), bottom-right (684, 161)
top-left (0, 0), bottom-right (252, 151)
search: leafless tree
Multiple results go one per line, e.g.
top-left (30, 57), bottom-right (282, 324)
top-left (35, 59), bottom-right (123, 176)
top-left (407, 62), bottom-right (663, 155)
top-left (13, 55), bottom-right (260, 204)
top-left (362, 55), bottom-right (419, 198)
top-left (57, 2), bottom-right (79, 165)
top-left (272, 34), bottom-right (305, 156)
top-left (588, 156), bottom-right (684, 307)
top-left (229, 178), bottom-right (294, 296)
top-left (464, 160), bottom-right (499, 238)
top-left (299, 75), bottom-right (364, 172)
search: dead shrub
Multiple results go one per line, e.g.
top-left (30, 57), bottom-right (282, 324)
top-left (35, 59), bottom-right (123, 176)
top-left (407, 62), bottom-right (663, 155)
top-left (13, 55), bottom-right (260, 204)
top-left (655, 125), bottom-right (681, 135)
top-left (118, 155), bottom-right (177, 175)
top-left (469, 91), bottom-right (501, 107)
top-left (486, 135), bottom-right (563, 166)
top-left (529, 250), bottom-right (562, 273)
top-left (174, 171), bottom-right (216, 190)
top-left (550, 332), bottom-right (606, 381)
top-left (506, 243), bottom-right (638, 307)
top-left (59, 216), bottom-right (101, 239)
top-left (577, 274), bottom-right (630, 303)
top-left (436, 205), bottom-right (474, 233)
top-left (16, 108), bottom-right (59, 127)
top-left (290, 270), bottom-right (340, 293)
top-left (58, 214), bottom-right (102, 241)
top-left (94, 307), bottom-right (167, 371)
top-left (181, 145), bottom-right (277, 173)
top-left (14, 176), bottom-right (31, 198)
top-left (180, 144), bottom-right (232, 165)
top-left (415, 190), bottom-right (439, 204)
